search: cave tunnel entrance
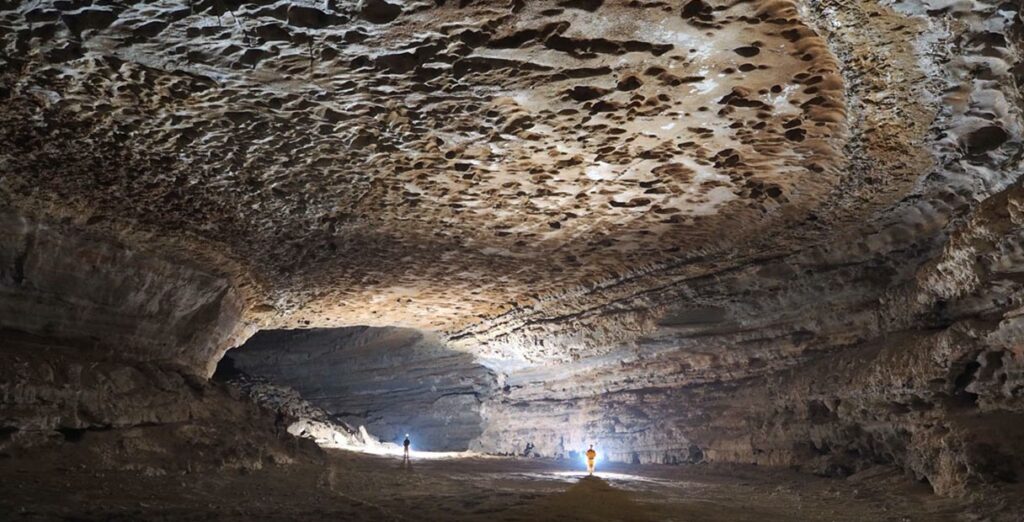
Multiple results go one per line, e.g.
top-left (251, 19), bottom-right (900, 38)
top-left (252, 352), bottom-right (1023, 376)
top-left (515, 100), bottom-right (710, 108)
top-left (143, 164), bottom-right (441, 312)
top-left (214, 325), bottom-right (498, 454)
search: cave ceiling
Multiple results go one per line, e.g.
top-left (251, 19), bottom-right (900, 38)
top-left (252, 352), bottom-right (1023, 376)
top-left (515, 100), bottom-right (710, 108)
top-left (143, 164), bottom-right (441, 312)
top-left (1, 0), bottom-right (1018, 362)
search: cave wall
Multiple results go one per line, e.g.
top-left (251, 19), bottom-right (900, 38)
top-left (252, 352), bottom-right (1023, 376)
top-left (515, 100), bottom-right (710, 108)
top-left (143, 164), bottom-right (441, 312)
top-left (223, 326), bottom-right (497, 451)
top-left (472, 179), bottom-right (1024, 497)
top-left (755, 180), bottom-right (1024, 496)
top-left (0, 213), bottom-right (251, 377)
top-left (0, 329), bottom-right (319, 472)
top-left (0, 212), bottom-right (297, 467)
top-left (0, 214), bottom-right (325, 472)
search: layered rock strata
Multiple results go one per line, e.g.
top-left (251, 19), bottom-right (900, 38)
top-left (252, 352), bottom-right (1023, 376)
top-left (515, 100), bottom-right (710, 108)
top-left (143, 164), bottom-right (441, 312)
top-left (0, 213), bottom-right (249, 377)
top-left (475, 179), bottom-right (1024, 498)
top-left (224, 327), bottom-right (497, 451)
top-left (219, 370), bottom-right (385, 449)
top-left (0, 328), bottom-right (321, 474)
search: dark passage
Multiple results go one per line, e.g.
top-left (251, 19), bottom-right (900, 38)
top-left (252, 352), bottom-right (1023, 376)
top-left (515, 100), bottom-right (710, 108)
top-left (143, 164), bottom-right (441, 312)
top-left (218, 326), bottom-right (497, 451)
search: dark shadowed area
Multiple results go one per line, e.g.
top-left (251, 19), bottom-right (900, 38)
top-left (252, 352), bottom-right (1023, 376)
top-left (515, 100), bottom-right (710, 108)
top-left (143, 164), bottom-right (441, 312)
top-left (221, 327), bottom-right (496, 451)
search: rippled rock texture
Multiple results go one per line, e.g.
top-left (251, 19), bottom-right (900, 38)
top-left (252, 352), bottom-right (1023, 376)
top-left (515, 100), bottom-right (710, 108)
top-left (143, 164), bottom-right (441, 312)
top-left (0, 0), bottom-right (851, 330)
top-left (0, 0), bottom-right (1023, 508)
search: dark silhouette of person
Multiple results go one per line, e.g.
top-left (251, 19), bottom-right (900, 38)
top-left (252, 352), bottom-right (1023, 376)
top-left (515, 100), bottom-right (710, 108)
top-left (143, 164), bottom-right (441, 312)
top-left (273, 411), bottom-right (285, 436)
top-left (403, 434), bottom-right (411, 459)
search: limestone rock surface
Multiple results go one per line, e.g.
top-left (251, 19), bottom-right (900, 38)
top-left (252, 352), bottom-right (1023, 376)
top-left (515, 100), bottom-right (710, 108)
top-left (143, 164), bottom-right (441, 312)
top-left (0, 213), bottom-right (250, 376)
top-left (0, 0), bottom-right (1023, 505)
top-left (1, 0), bottom-right (852, 333)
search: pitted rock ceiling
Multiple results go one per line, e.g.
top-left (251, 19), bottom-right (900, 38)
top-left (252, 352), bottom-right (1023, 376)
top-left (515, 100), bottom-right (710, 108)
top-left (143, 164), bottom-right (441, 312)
top-left (0, 0), bottom-right (848, 330)
top-left (0, 0), bottom-right (1021, 366)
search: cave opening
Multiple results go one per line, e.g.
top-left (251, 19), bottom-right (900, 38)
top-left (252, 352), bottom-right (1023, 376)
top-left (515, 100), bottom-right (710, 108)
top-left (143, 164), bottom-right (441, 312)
top-left (213, 326), bottom-right (499, 455)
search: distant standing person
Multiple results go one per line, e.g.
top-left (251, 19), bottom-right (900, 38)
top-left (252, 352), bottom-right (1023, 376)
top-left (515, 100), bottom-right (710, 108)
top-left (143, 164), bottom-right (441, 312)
top-left (585, 444), bottom-right (597, 475)
top-left (403, 434), bottom-right (411, 459)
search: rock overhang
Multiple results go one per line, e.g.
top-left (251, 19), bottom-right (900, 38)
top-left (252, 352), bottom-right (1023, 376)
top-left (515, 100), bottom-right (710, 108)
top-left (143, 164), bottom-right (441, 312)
top-left (0, 0), bottom-right (847, 342)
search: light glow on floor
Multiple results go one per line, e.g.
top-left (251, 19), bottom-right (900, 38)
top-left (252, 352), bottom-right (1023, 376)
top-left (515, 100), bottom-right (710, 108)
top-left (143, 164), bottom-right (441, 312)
top-left (550, 471), bottom-right (664, 483)
top-left (329, 441), bottom-right (479, 460)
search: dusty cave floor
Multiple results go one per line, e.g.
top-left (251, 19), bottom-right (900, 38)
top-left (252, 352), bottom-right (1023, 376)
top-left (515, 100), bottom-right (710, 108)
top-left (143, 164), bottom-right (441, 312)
top-left (3, 448), bottom-right (1019, 522)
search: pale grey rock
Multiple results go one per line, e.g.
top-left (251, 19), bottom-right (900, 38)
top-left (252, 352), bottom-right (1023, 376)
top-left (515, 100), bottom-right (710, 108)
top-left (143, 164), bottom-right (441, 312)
top-left (0, 213), bottom-right (250, 377)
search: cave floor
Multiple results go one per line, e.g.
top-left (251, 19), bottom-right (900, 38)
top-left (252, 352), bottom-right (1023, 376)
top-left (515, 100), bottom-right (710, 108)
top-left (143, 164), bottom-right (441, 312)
top-left (1, 448), bottom-right (1010, 521)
